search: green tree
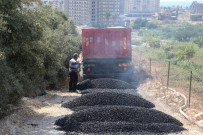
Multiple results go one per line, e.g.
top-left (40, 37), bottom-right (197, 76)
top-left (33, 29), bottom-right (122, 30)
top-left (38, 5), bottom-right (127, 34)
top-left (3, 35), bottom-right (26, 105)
top-left (104, 12), bottom-right (111, 27)
top-left (174, 25), bottom-right (194, 41)
top-left (161, 41), bottom-right (174, 59)
top-left (143, 34), bottom-right (161, 48)
top-left (177, 44), bottom-right (196, 62)
top-left (0, 1), bottom-right (81, 118)
top-left (25, 6), bottom-right (81, 89)
top-left (146, 22), bottom-right (158, 29)
top-left (193, 36), bottom-right (203, 48)
top-left (132, 18), bottom-right (148, 29)
top-left (0, 0), bottom-right (21, 13)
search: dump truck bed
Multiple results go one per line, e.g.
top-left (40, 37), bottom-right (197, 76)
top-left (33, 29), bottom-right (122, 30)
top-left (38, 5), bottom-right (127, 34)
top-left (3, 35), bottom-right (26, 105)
top-left (82, 27), bottom-right (132, 60)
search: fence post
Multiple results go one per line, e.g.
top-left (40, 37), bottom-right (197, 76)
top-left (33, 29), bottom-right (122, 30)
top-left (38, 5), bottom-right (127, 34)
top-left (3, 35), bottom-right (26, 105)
top-left (189, 71), bottom-right (193, 108)
top-left (167, 61), bottom-right (171, 89)
top-left (149, 58), bottom-right (151, 74)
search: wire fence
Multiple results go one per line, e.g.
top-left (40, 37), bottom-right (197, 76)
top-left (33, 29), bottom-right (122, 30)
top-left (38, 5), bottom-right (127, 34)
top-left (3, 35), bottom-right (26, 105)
top-left (135, 56), bottom-right (203, 109)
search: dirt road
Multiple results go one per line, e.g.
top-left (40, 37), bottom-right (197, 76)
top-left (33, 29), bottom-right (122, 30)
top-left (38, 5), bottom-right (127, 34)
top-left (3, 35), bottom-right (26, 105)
top-left (0, 81), bottom-right (203, 135)
top-left (0, 92), bottom-right (80, 135)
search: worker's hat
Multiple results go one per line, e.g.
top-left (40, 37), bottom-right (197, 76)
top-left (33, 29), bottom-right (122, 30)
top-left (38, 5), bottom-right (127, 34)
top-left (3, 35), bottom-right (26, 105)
top-left (73, 53), bottom-right (78, 58)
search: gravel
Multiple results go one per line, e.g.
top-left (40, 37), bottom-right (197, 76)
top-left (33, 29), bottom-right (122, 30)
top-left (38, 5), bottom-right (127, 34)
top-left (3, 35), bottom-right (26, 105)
top-left (76, 78), bottom-right (135, 90)
top-left (55, 106), bottom-right (183, 129)
top-left (69, 122), bottom-right (185, 133)
top-left (62, 92), bottom-right (155, 109)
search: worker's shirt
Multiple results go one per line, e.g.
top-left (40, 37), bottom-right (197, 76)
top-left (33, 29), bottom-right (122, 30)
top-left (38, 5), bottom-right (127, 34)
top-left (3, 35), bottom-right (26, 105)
top-left (69, 58), bottom-right (79, 72)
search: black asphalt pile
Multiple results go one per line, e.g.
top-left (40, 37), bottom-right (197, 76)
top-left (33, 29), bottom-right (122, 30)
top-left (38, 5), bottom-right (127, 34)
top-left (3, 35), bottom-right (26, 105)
top-left (91, 78), bottom-right (135, 89)
top-left (79, 89), bottom-right (137, 95)
top-left (55, 106), bottom-right (183, 132)
top-left (62, 92), bottom-right (155, 110)
top-left (76, 79), bottom-right (92, 90)
top-left (76, 78), bottom-right (135, 90)
top-left (71, 122), bottom-right (185, 133)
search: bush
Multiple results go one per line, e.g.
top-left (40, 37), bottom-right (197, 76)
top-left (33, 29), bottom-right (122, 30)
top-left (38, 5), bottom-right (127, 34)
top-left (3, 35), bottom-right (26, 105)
top-left (0, 57), bottom-right (22, 118)
top-left (146, 22), bottom-right (158, 29)
top-left (0, 2), bottom-right (81, 118)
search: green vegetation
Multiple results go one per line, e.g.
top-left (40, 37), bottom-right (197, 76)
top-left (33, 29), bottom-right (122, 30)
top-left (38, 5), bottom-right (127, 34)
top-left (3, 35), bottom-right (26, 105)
top-left (131, 18), bottom-right (158, 30)
top-left (132, 21), bottom-right (203, 92)
top-left (0, 1), bottom-right (81, 118)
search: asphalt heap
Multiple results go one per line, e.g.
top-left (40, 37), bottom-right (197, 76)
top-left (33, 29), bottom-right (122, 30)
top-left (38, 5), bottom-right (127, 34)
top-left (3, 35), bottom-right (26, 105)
top-left (76, 78), bottom-right (135, 90)
top-left (80, 88), bottom-right (138, 95)
top-left (56, 78), bottom-right (185, 134)
top-left (62, 92), bottom-right (155, 111)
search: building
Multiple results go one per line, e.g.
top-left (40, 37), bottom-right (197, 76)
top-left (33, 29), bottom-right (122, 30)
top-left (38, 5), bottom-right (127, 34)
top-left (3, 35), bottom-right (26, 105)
top-left (42, 0), bottom-right (68, 15)
top-left (65, 0), bottom-right (93, 25)
top-left (22, 2), bottom-right (38, 9)
top-left (96, 0), bottom-right (120, 26)
top-left (158, 7), bottom-right (178, 20)
top-left (66, 0), bottom-right (120, 26)
top-left (119, 0), bottom-right (125, 14)
top-left (124, 0), bottom-right (134, 15)
top-left (22, 0), bottom-right (68, 14)
top-left (190, 1), bottom-right (203, 14)
top-left (124, 0), bottom-right (160, 16)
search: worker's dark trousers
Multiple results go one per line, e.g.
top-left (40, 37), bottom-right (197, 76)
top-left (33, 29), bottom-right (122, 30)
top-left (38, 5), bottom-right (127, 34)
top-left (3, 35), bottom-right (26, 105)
top-left (69, 71), bottom-right (78, 92)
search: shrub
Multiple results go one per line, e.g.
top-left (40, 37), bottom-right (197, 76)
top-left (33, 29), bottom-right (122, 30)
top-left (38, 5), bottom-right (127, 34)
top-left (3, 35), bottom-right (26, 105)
top-left (0, 56), bottom-right (22, 118)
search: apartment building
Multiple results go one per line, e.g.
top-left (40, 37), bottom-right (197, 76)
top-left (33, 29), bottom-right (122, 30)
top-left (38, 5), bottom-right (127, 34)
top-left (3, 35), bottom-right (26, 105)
top-left (66, 0), bottom-right (93, 25)
top-left (66, 0), bottom-right (120, 26)
top-left (42, 0), bottom-right (68, 15)
top-left (190, 1), bottom-right (203, 14)
top-left (22, 2), bottom-right (38, 9)
top-left (119, 0), bottom-right (125, 14)
top-left (124, 0), bottom-right (134, 14)
top-left (96, 0), bottom-right (120, 26)
top-left (124, 0), bottom-right (160, 14)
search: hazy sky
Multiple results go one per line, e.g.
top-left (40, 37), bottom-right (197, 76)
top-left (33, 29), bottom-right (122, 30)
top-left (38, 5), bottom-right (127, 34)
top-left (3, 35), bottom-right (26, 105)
top-left (160, 0), bottom-right (203, 6)
top-left (160, 0), bottom-right (203, 2)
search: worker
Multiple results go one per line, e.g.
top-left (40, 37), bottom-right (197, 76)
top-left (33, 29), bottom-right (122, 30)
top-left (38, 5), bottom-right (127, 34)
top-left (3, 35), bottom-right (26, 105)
top-left (69, 53), bottom-right (80, 92)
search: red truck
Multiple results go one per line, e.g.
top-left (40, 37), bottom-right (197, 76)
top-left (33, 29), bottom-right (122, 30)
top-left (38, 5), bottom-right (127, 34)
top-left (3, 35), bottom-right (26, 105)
top-left (82, 27), bottom-right (133, 81)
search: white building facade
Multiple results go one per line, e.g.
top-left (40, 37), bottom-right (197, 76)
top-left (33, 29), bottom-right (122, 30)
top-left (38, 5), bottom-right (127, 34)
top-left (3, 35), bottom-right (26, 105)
top-left (42, 0), bottom-right (68, 15)
top-left (66, 0), bottom-right (120, 26)
top-left (124, 0), bottom-right (160, 14)
top-left (66, 0), bottom-right (93, 25)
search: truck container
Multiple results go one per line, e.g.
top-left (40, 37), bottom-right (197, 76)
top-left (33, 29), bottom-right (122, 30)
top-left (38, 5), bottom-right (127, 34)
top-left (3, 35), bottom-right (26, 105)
top-left (82, 27), bottom-right (133, 81)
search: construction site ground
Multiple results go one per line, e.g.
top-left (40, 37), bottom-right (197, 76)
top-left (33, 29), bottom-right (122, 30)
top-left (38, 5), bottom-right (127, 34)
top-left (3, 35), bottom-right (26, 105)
top-left (0, 80), bottom-right (203, 135)
top-left (0, 53), bottom-right (203, 135)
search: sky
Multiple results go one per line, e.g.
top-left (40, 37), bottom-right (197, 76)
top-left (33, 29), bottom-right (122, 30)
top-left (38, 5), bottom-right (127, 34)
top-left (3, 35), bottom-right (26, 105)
top-left (160, 0), bottom-right (203, 7)
top-left (160, 0), bottom-right (203, 2)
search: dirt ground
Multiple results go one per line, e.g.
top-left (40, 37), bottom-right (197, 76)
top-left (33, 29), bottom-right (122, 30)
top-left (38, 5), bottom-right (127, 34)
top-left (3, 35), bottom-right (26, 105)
top-left (1, 51), bottom-right (203, 134)
top-left (0, 91), bottom-right (80, 135)
top-left (0, 79), bottom-right (203, 135)
top-left (137, 80), bottom-right (203, 135)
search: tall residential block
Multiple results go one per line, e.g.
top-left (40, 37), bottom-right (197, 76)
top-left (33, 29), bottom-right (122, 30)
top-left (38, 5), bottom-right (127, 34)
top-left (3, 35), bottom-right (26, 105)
top-left (119, 0), bottom-right (125, 14)
top-left (96, 0), bottom-right (120, 26)
top-left (124, 0), bottom-right (160, 14)
top-left (66, 0), bottom-right (120, 26)
top-left (42, 0), bottom-right (68, 15)
top-left (190, 1), bottom-right (203, 14)
top-left (66, 0), bottom-right (93, 25)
